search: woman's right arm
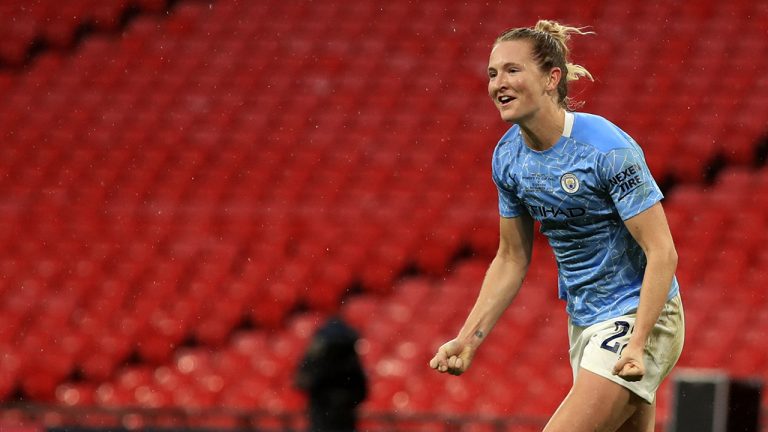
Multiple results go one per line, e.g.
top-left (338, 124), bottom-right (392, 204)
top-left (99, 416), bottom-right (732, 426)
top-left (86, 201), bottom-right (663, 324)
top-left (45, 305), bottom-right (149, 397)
top-left (429, 213), bottom-right (534, 375)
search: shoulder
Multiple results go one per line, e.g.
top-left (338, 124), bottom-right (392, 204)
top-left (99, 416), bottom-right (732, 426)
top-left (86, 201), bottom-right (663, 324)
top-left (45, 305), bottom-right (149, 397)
top-left (494, 124), bottom-right (521, 151)
top-left (570, 112), bottom-right (637, 153)
top-left (492, 124), bottom-right (521, 165)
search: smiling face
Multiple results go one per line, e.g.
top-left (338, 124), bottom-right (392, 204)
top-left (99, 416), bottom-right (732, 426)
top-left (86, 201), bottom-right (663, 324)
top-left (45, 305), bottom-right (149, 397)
top-left (487, 40), bottom-right (560, 124)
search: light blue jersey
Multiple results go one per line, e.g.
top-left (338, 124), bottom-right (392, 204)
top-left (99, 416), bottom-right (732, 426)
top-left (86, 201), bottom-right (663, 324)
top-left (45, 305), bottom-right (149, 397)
top-left (492, 112), bottom-right (679, 326)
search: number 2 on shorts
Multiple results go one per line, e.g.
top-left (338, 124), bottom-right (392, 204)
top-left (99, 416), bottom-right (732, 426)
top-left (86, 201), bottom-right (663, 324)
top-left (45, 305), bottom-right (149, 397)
top-left (600, 320), bottom-right (631, 354)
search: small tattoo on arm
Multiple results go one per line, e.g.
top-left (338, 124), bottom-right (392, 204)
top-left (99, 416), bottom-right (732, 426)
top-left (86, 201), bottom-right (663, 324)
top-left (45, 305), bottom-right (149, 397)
top-left (474, 330), bottom-right (484, 339)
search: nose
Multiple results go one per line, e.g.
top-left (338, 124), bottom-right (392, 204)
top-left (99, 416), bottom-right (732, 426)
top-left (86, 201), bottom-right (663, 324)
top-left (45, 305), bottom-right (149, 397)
top-left (489, 74), bottom-right (507, 96)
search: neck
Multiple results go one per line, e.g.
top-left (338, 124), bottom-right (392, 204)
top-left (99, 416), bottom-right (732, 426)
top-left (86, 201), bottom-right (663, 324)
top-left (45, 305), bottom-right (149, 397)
top-left (519, 106), bottom-right (566, 151)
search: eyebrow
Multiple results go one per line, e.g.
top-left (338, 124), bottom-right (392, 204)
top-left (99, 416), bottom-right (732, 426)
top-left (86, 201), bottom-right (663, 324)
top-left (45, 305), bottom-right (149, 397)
top-left (488, 62), bottom-right (524, 71)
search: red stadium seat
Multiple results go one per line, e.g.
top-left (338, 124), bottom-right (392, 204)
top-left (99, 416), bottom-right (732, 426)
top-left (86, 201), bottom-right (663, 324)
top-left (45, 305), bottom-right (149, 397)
top-left (1, 0), bottom-right (767, 428)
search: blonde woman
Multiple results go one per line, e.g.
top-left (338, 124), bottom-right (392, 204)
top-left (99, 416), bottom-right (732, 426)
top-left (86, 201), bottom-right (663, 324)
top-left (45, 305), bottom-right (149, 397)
top-left (429, 21), bottom-right (684, 432)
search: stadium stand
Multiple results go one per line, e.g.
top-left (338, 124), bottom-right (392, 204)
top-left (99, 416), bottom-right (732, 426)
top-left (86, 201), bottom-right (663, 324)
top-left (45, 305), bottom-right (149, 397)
top-left (0, 0), bottom-right (169, 67)
top-left (0, 0), bottom-right (767, 430)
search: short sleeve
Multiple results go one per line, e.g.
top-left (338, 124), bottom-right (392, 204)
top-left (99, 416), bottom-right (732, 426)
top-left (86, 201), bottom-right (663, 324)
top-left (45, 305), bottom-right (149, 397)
top-left (492, 145), bottom-right (525, 218)
top-left (598, 146), bottom-right (663, 220)
top-left (494, 178), bottom-right (524, 218)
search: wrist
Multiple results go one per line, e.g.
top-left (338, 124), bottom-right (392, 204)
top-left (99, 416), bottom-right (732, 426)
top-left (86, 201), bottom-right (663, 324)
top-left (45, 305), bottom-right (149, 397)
top-left (458, 329), bottom-right (486, 350)
top-left (626, 334), bottom-right (648, 351)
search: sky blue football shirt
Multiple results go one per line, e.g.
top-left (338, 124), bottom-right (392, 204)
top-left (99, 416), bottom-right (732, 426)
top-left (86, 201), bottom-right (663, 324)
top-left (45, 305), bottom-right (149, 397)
top-left (491, 112), bottom-right (679, 326)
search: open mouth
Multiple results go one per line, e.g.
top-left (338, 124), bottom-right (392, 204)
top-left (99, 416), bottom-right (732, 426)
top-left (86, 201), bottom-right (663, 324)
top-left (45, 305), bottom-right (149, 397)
top-left (498, 95), bottom-right (515, 106)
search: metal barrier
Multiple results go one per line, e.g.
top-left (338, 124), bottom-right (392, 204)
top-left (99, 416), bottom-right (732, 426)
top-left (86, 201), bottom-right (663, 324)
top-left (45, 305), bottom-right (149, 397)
top-left (0, 403), bottom-right (546, 431)
top-left (5, 402), bottom-right (765, 431)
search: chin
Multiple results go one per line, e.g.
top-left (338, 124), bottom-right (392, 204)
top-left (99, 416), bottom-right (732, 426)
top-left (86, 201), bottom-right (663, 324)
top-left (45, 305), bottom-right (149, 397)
top-left (498, 106), bottom-right (533, 124)
top-left (499, 112), bottom-right (520, 124)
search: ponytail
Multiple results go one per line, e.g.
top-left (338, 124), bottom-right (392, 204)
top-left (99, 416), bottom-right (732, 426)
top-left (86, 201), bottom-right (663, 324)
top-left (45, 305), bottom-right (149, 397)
top-left (495, 20), bottom-right (594, 109)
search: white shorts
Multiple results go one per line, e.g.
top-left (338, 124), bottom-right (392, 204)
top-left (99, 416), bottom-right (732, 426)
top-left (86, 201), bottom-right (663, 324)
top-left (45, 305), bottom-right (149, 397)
top-left (568, 294), bottom-right (685, 404)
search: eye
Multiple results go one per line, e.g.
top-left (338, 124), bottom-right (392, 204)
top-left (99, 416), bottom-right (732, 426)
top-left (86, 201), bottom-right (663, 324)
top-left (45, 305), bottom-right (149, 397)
top-left (488, 70), bottom-right (497, 79)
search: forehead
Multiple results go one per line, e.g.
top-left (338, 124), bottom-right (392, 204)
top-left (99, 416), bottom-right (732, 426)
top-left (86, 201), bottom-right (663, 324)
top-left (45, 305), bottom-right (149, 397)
top-left (488, 40), bottom-right (534, 67)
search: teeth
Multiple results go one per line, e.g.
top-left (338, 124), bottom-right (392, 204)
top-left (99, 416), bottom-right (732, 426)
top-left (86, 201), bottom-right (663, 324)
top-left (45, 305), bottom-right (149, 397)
top-left (499, 96), bottom-right (512, 103)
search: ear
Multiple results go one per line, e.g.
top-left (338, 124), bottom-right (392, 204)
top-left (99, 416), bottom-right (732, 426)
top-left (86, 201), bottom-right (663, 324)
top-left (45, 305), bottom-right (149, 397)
top-left (546, 67), bottom-right (562, 91)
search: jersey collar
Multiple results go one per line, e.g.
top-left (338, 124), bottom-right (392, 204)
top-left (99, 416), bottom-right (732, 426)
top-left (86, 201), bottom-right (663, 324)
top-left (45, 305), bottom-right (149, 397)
top-left (562, 111), bottom-right (575, 138)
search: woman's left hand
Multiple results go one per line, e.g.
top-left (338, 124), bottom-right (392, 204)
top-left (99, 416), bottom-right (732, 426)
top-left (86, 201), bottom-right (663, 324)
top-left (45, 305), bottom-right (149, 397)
top-left (612, 344), bottom-right (645, 382)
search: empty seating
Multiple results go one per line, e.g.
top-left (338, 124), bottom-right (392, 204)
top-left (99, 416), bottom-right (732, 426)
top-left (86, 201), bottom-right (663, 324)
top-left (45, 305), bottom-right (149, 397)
top-left (0, 1), bottom-right (175, 67)
top-left (0, 0), bottom-right (767, 429)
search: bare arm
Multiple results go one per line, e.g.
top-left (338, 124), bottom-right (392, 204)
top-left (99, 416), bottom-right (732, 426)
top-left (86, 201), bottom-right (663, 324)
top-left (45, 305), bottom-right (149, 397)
top-left (612, 202), bottom-right (678, 380)
top-left (430, 213), bottom-right (534, 375)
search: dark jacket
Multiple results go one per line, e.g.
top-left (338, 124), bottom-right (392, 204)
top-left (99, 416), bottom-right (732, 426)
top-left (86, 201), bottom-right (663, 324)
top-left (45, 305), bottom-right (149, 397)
top-left (295, 317), bottom-right (368, 432)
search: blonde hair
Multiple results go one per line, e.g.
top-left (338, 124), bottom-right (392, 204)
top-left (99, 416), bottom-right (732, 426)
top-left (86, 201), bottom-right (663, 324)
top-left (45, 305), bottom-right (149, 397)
top-left (495, 20), bottom-right (594, 110)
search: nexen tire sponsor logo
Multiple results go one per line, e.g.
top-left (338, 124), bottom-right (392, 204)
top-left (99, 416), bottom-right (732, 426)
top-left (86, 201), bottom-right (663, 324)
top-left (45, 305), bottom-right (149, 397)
top-left (527, 205), bottom-right (586, 218)
top-left (610, 164), bottom-right (645, 198)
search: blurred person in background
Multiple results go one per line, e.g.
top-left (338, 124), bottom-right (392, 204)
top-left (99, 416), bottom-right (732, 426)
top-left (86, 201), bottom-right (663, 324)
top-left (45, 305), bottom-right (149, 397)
top-left (429, 20), bottom-right (684, 432)
top-left (295, 316), bottom-right (367, 432)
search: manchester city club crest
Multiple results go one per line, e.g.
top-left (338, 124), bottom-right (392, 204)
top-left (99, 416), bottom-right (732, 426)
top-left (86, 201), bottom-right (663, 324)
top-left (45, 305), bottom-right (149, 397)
top-left (560, 173), bottom-right (580, 194)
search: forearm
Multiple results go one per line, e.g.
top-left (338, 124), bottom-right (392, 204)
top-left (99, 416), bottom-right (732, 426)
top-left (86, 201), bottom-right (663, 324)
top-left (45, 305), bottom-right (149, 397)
top-left (628, 247), bottom-right (678, 350)
top-left (456, 253), bottom-right (527, 350)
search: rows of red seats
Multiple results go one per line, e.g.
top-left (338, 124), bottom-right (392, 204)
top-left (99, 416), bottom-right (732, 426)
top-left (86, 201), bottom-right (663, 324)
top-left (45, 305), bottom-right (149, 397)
top-left (0, 0), bottom-right (502, 401)
top-left (0, 0), bottom-right (169, 67)
top-left (0, 0), bottom-right (766, 429)
top-left (41, 165), bottom-right (768, 430)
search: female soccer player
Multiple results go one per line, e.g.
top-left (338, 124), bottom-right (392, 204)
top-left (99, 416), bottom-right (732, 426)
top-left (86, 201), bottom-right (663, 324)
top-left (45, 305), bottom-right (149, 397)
top-left (429, 20), bottom-right (684, 432)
